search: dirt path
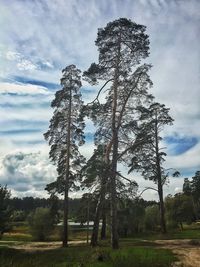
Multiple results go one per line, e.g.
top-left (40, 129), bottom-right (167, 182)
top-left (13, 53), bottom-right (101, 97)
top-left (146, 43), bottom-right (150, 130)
top-left (1, 239), bottom-right (200, 266)
top-left (153, 239), bottom-right (200, 267)
top-left (0, 240), bottom-right (87, 251)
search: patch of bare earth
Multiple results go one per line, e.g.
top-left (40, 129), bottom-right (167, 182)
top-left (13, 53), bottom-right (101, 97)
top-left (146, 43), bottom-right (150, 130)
top-left (2, 239), bottom-right (200, 266)
top-left (2, 240), bottom-right (86, 251)
top-left (153, 239), bottom-right (200, 267)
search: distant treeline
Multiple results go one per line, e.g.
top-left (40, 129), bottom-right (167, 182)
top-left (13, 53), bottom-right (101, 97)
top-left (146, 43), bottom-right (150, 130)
top-left (8, 197), bottom-right (80, 217)
top-left (8, 196), bottom-right (157, 220)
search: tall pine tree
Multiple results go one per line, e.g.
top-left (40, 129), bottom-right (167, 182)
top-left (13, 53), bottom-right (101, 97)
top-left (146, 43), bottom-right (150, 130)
top-left (44, 65), bottom-right (85, 247)
top-left (128, 103), bottom-right (174, 233)
top-left (84, 18), bottom-right (152, 248)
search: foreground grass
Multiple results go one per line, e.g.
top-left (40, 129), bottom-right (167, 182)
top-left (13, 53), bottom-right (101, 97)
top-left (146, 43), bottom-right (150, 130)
top-left (0, 245), bottom-right (176, 267)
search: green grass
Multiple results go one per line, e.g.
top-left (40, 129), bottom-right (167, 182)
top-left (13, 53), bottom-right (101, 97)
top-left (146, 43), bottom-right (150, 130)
top-left (168, 229), bottom-right (200, 239)
top-left (120, 226), bottom-right (200, 241)
top-left (2, 221), bottom-right (200, 266)
top-left (1, 223), bottom-right (92, 242)
top-left (0, 245), bottom-right (176, 267)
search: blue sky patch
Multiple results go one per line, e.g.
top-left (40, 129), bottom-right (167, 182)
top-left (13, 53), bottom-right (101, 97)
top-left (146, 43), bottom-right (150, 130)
top-left (0, 129), bottom-right (42, 136)
top-left (165, 136), bottom-right (198, 155)
top-left (12, 76), bottom-right (59, 90)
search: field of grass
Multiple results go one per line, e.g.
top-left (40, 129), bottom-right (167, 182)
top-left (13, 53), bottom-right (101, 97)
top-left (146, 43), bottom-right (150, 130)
top-left (3, 221), bottom-right (200, 266)
top-left (0, 245), bottom-right (176, 267)
top-left (122, 224), bottom-right (200, 241)
top-left (1, 223), bottom-right (92, 242)
top-left (0, 221), bottom-right (176, 266)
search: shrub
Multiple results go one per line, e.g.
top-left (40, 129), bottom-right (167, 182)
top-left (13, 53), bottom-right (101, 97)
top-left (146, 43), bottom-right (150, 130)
top-left (11, 210), bottom-right (27, 222)
top-left (28, 208), bottom-right (54, 241)
top-left (144, 205), bottom-right (160, 231)
top-left (0, 185), bottom-right (11, 238)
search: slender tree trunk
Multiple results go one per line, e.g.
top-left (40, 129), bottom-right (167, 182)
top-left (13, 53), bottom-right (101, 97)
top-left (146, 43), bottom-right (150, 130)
top-left (90, 197), bottom-right (101, 246)
top-left (63, 181), bottom-right (69, 247)
top-left (86, 200), bottom-right (90, 244)
top-left (101, 206), bottom-right (106, 240)
top-left (155, 114), bottom-right (166, 234)
top-left (91, 176), bottom-right (106, 246)
top-left (110, 131), bottom-right (119, 249)
top-left (110, 73), bottom-right (120, 249)
top-left (157, 180), bottom-right (166, 234)
top-left (109, 38), bottom-right (121, 249)
top-left (192, 196), bottom-right (198, 220)
top-left (63, 88), bottom-right (72, 247)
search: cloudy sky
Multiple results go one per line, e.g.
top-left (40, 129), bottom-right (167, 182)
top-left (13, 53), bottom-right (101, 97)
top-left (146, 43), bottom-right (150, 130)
top-left (0, 0), bottom-right (199, 200)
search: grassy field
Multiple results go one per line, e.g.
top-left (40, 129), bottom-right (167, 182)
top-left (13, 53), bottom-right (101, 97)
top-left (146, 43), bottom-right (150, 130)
top-left (2, 222), bottom-right (200, 266)
top-left (3, 221), bottom-right (200, 242)
top-left (0, 222), bottom-right (176, 267)
top-left (0, 245), bottom-right (176, 267)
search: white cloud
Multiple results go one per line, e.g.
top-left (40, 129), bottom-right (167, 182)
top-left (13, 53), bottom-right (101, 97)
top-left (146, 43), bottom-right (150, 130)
top-left (17, 60), bottom-right (37, 71)
top-left (0, 0), bottom-right (199, 198)
top-left (6, 51), bottom-right (21, 61)
top-left (0, 151), bottom-right (56, 195)
top-left (165, 142), bottom-right (200, 171)
top-left (0, 82), bottom-right (50, 95)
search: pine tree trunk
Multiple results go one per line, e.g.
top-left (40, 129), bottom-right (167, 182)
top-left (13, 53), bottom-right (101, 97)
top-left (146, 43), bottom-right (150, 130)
top-left (155, 113), bottom-right (166, 234)
top-left (157, 180), bottom-right (166, 234)
top-left (91, 176), bottom-right (107, 246)
top-left (110, 75), bottom-right (119, 249)
top-left (63, 88), bottom-right (72, 247)
top-left (101, 207), bottom-right (106, 240)
top-left (63, 181), bottom-right (69, 247)
top-left (90, 197), bottom-right (101, 247)
top-left (109, 39), bottom-right (121, 249)
top-left (110, 133), bottom-right (119, 249)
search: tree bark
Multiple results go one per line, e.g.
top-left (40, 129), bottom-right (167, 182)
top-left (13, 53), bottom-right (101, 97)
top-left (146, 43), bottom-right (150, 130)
top-left (155, 113), bottom-right (167, 234)
top-left (91, 175), bottom-right (107, 246)
top-left (63, 88), bottom-right (72, 247)
top-left (109, 38), bottom-right (121, 249)
top-left (157, 180), bottom-right (166, 234)
top-left (63, 182), bottom-right (69, 247)
top-left (110, 132), bottom-right (119, 249)
top-left (110, 73), bottom-right (120, 249)
top-left (101, 206), bottom-right (106, 240)
top-left (90, 197), bottom-right (101, 246)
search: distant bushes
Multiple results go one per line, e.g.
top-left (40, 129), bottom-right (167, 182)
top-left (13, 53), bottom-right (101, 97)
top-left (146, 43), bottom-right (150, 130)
top-left (28, 208), bottom-right (54, 241)
top-left (144, 205), bottom-right (160, 231)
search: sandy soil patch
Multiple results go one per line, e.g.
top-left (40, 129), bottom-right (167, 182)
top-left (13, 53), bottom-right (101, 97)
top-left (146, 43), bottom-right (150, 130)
top-left (153, 239), bottom-right (200, 267)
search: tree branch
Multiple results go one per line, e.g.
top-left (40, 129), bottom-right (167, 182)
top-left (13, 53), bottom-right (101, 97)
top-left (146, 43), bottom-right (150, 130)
top-left (116, 171), bottom-right (135, 184)
top-left (138, 187), bottom-right (158, 197)
top-left (117, 138), bottom-right (147, 160)
top-left (87, 79), bottom-right (114, 105)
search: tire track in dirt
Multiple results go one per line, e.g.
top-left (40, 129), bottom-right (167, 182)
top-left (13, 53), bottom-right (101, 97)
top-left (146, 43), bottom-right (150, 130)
top-left (153, 239), bottom-right (200, 267)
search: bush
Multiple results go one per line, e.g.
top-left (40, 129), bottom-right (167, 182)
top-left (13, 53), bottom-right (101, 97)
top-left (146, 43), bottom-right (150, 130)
top-left (166, 219), bottom-right (178, 230)
top-left (144, 205), bottom-right (160, 231)
top-left (11, 210), bottom-right (27, 222)
top-left (28, 208), bottom-right (54, 241)
top-left (0, 185), bottom-right (11, 238)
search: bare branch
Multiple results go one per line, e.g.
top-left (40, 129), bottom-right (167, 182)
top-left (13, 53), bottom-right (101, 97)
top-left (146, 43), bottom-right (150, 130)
top-left (138, 187), bottom-right (158, 197)
top-left (116, 73), bottom-right (142, 130)
top-left (87, 79), bottom-right (114, 105)
top-left (116, 171), bottom-right (134, 184)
